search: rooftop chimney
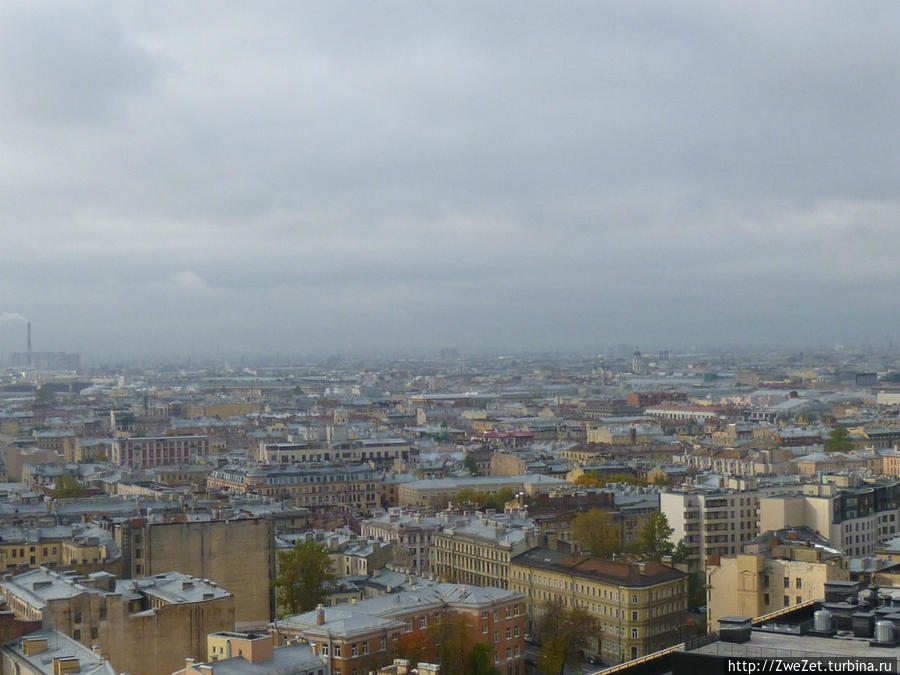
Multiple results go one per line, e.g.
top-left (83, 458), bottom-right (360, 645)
top-left (26, 322), bottom-right (31, 368)
top-left (316, 604), bottom-right (325, 625)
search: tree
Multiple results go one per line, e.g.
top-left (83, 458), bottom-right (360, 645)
top-left (463, 454), bottom-right (481, 476)
top-left (638, 512), bottom-right (674, 562)
top-left (824, 426), bottom-right (853, 452)
top-left (273, 539), bottom-right (336, 616)
top-left (537, 599), bottom-right (597, 675)
top-left (51, 475), bottom-right (87, 499)
top-left (493, 487), bottom-right (516, 509)
top-left (671, 539), bottom-right (688, 564)
top-left (466, 643), bottom-right (500, 675)
top-left (452, 487), bottom-right (516, 511)
top-left (572, 508), bottom-right (621, 558)
top-left (452, 487), bottom-right (479, 505)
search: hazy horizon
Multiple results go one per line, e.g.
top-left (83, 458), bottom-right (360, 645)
top-left (3, 3), bottom-right (900, 357)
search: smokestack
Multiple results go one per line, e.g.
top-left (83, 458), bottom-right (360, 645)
top-left (26, 322), bottom-right (31, 367)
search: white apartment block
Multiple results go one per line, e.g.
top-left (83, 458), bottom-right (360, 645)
top-left (661, 485), bottom-right (801, 573)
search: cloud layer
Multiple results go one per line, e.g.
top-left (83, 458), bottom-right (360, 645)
top-left (2, 1), bottom-right (899, 358)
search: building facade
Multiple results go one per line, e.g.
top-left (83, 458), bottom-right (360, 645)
top-left (429, 512), bottom-right (538, 589)
top-left (111, 435), bottom-right (210, 468)
top-left (1, 568), bottom-right (234, 675)
top-left (510, 549), bottom-right (687, 664)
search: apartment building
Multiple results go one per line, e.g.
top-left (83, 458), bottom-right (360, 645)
top-left (275, 583), bottom-right (526, 675)
top-left (361, 509), bottom-right (444, 574)
top-left (0, 523), bottom-right (117, 574)
top-left (705, 527), bottom-right (849, 629)
top-left (661, 484), bottom-right (800, 572)
top-left (759, 480), bottom-right (900, 557)
top-left (398, 475), bottom-right (567, 508)
top-left (429, 511), bottom-right (538, 588)
top-left (644, 404), bottom-right (722, 421)
top-left (259, 438), bottom-right (410, 465)
top-left (110, 435), bottom-right (210, 468)
top-left (509, 548), bottom-right (687, 664)
top-left (1, 567), bottom-right (234, 675)
top-left (109, 517), bottom-right (275, 627)
top-left (208, 464), bottom-right (384, 513)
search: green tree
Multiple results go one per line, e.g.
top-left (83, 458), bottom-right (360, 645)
top-left (537, 599), bottom-right (597, 675)
top-left (463, 454), bottom-right (481, 476)
top-left (466, 642), bottom-right (500, 675)
top-left (273, 539), bottom-right (336, 616)
top-left (638, 512), bottom-right (674, 562)
top-left (572, 508), bottom-right (620, 558)
top-left (671, 539), bottom-right (688, 564)
top-left (824, 426), bottom-right (853, 452)
top-left (492, 486), bottom-right (516, 510)
top-left (51, 475), bottom-right (87, 499)
top-left (652, 473), bottom-right (670, 487)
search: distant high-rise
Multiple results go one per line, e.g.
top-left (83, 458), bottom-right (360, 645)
top-left (632, 349), bottom-right (642, 374)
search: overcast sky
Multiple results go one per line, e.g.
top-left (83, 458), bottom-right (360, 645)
top-left (2, 1), bottom-right (899, 359)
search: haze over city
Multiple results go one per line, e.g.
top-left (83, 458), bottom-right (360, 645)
top-left (3, 2), bottom-right (900, 358)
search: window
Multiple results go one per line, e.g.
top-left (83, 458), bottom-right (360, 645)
top-left (483, 624), bottom-right (488, 634)
top-left (73, 611), bottom-right (82, 624)
top-left (632, 611), bottom-right (638, 621)
top-left (764, 594), bottom-right (769, 605)
top-left (334, 646), bottom-right (341, 657)
top-left (380, 637), bottom-right (386, 650)
top-left (783, 596), bottom-right (789, 606)
top-left (352, 644), bottom-right (358, 657)
top-left (420, 616), bottom-right (426, 629)
top-left (362, 642), bottom-right (369, 655)
top-left (494, 631), bottom-right (499, 643)
top-left (796, 596), bottom-right (802, 605)
top-left (796, 578), bottom-right (802, 589)
top-left (514, 626), bottom-right (519, 637)
top-left (73, 630), bottom-right (81, 641)
top-left (784, 577), bottom-right (789, 588)
top-left (91, 627), bottom-right (98, 639)
top-left (506, 628), bottom-right (511, 639)
top-left (631, 629), bottom-right (638, 639)
top-left (632, 595), bottom-right (638, 604)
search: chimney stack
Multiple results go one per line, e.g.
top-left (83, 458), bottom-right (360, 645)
top-left (26, 321), bottom-right (31, 367)
top-left (316, 604), bottom-right (325, 625)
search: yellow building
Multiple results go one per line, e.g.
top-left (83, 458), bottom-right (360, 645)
top-left (208, 464), bottom-right (384, 513)
top-left (706, 527), bottom-right (848, 630)
top-left (429, 513), bottom-right (538, 589)
top-left (510, 549), bottom-right (687, 664)
top-left (0, 524), bottom-right (117, 575)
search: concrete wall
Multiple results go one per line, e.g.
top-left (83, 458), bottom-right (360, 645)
top-left (145, 519), bottom-right (275, 627)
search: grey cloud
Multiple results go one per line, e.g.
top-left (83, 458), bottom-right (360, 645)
top-left (0, 3), bottom-right (157, 125)
top-left (2, 1), bottom-right (900, 356)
